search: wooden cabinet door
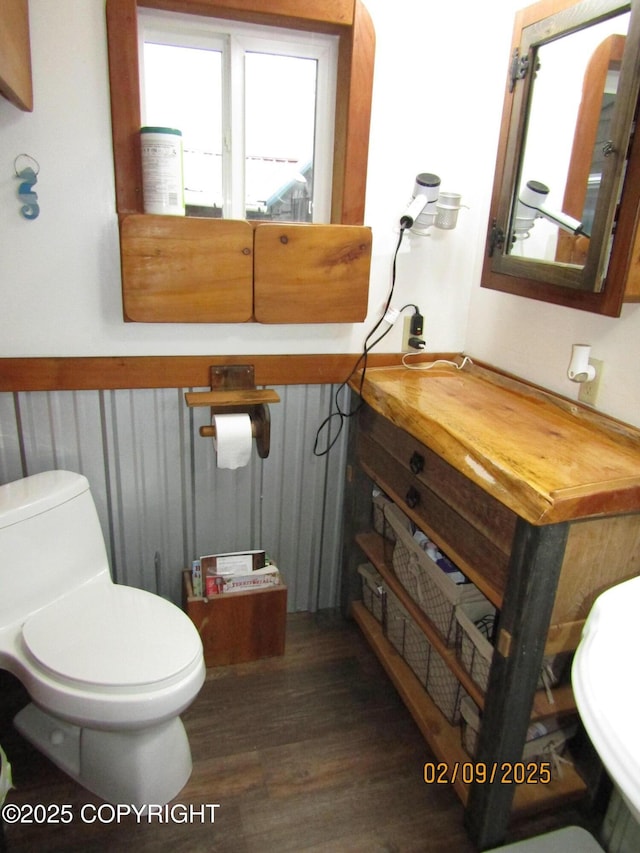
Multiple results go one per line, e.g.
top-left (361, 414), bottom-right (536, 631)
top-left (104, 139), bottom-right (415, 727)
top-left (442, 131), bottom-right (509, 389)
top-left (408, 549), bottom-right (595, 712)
top-left (120, 215), bottom-right (254, 323)
top-left (253, 222), bottom-right (372, 323)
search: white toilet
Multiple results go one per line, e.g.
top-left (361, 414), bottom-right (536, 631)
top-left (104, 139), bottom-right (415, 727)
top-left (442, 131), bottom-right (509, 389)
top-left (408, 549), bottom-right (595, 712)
top-left (0, 470), bottom-right (206, 807)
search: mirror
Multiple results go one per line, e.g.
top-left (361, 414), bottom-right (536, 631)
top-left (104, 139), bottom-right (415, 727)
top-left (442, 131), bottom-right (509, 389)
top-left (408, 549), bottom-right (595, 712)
top-left (510, 14), bottom-right (628, 266)
top-left (482, 0), bottom-right (640, 315)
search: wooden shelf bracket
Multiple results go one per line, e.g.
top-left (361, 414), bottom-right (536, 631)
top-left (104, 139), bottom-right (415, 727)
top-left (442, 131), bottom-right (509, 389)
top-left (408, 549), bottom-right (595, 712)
top-left (184, 365), bottom-right (280, 458)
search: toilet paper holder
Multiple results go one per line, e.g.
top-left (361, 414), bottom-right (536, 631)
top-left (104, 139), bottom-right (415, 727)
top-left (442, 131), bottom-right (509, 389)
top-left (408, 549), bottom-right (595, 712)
top-left (184, 365), bottom-right (280, 459)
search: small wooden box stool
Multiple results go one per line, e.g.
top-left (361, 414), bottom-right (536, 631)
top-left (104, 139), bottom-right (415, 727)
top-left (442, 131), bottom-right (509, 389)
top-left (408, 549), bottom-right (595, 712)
top-left (182, 571), bottom-right (287, 667)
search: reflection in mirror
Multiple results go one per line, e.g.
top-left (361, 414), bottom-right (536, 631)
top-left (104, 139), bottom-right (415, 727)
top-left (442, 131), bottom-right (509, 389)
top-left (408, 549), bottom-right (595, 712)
top-left (556, 31), bottom-right (625, 266)
top-left (509, 12), bottom-right (629, 268)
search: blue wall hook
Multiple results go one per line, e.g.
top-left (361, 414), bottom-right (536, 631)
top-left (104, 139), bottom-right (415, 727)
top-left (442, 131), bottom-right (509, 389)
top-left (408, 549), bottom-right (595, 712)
top-left (14, 156), bottom-right (40, 220)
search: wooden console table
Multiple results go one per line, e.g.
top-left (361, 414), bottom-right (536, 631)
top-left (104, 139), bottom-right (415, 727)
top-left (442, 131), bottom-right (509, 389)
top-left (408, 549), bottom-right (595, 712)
top-left (341, 359), bottom-right (640, 849)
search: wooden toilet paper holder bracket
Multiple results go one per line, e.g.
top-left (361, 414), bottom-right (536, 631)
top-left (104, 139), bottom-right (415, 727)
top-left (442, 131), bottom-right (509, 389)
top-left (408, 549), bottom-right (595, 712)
top-left (184, 365), bottom-right (280, 459)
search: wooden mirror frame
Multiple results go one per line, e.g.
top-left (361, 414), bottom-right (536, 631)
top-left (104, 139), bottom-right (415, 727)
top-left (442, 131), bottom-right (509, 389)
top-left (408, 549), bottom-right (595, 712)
top-left (481, 0), bottom-right (640, 316)
top-left (556, 33), bottom-right (626, 266)
top-left (105, 0), bottom-right (375, 226)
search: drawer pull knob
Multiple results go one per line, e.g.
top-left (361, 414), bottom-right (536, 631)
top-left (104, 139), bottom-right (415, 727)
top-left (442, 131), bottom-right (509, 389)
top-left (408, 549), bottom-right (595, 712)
top-left (405, 486), bottom-right (420, 509)
top-left (410, 451), bottom-right (425, 475)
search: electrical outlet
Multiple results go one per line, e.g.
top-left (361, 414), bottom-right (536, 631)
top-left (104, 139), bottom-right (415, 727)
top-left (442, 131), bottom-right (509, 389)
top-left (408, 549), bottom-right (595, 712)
top-left (402, 316), bottom-right (424, 352)
top-left (578, 358), bottom-right (603, 405)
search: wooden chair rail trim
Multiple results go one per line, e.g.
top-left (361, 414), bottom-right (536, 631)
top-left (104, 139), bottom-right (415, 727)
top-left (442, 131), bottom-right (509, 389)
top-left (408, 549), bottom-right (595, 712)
top-left (0, 353), bottom-right (447, 392)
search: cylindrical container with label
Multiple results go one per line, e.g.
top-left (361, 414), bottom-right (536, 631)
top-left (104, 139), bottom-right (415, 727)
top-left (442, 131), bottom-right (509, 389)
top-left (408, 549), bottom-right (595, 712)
top-left (140, 127), bottom-right (185, 216)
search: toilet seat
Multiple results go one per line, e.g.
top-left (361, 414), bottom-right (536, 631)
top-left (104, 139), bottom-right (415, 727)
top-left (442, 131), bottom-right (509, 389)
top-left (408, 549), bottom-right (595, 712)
top-left (23, 582), bottom-right (202, 689)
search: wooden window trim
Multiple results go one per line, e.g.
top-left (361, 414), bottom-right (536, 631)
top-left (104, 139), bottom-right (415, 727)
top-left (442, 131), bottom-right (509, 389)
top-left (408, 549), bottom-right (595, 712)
top-left (105, 0), bottom-right (375, 225)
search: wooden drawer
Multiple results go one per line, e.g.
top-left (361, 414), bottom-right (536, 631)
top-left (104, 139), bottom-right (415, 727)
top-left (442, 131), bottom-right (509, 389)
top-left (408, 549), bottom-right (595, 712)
top-left (120, 215), bottom-right (255, 323)
top-left (359, 406), bottom-right (517, 555)
top-left (253, 223), bottom-right (372, 323)
top-left (357, 431), bottom-right (510, 605)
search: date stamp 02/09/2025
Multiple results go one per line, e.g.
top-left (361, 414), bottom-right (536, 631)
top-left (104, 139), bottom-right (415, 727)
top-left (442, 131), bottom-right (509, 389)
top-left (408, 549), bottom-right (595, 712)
top-left (424, 762), bottom-right (553, 786)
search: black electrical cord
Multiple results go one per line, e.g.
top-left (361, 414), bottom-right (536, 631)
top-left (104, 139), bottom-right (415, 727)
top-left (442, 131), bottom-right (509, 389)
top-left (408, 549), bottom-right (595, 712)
top-left (313, 224), bottom-right (410, 457)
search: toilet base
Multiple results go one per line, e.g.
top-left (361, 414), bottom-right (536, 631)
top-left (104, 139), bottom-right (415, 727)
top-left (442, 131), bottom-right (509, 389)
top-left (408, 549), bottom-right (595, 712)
top-left (14, 703), bottom-right (193, 807)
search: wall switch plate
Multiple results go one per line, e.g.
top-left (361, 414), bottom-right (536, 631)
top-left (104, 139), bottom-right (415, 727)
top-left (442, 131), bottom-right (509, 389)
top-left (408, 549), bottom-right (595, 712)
top-left (402, 316), bottom-right (424, 352)
top-left (578, 358), bottom-right (603, 405)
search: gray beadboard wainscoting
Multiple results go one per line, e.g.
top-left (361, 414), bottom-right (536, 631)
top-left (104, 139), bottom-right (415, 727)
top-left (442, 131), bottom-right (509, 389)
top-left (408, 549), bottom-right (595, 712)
top-left (0, 384), bottom-right (349, 611)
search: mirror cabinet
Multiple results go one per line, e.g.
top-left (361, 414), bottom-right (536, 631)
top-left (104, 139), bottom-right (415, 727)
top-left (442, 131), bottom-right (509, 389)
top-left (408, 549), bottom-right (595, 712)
top-left (482, 0), bottom-right (640, 315)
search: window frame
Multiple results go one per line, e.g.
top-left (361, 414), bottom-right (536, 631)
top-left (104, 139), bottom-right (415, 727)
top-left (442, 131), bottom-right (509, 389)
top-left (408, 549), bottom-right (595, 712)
top-left (137, 9), bottom-right (338, 222)
top-left (105, 0), bottom-right (375, 226)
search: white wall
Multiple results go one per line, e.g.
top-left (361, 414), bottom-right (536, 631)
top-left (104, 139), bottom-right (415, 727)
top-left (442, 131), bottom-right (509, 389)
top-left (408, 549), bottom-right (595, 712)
top-left (1, 0), bottom-right (639, 428)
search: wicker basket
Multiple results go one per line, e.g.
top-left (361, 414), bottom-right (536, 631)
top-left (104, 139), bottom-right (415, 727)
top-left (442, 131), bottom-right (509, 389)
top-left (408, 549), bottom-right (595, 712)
top-left (455, 606), bottom-right (570, 695)
top-left (385, 588), bottom-right (466, 724)
top-left (358, 562), bottom-right (384, 623)
top-left (460, 696), bottom-right (576, 774)
top-left (383, 503), bottom-right (489, 647)
top-left (372, 490), bottom-right (395, 540)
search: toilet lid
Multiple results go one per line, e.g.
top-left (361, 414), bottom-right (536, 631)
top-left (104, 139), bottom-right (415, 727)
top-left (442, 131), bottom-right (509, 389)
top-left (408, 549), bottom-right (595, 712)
top-left (22, 583), bottom-right (203, 688)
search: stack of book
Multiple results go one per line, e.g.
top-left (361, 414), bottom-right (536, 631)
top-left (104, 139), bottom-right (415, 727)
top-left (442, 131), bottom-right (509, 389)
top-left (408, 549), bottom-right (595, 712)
top-left (191, 550), bottom-right (280, 596)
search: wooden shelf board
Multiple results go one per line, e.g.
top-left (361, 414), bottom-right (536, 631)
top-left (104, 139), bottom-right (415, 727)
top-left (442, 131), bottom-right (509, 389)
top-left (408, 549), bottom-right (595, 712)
top-left (184, 388), bottom-right (280, 407)
top-left (352, 600), bottom-right (470, 804)
top-left (356, 529), bottom-right (578, 721)
top-left (356, 530), bottom-right (485, 707)
top-left (352, 601), bottom-right (587, 819)
top-left (531, 683), bottom-right (576, 721)
top-left (511, 760), bottom-right (587, 816)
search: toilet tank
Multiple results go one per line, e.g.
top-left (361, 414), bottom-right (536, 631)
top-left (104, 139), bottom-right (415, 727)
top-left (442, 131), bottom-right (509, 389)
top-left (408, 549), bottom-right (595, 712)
top-left (0, 470), bottom-right (111, 627)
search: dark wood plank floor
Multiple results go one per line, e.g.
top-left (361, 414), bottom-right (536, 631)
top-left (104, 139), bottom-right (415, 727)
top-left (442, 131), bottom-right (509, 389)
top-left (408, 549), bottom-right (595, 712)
top-left (1, 611), bottom-right (597, 852)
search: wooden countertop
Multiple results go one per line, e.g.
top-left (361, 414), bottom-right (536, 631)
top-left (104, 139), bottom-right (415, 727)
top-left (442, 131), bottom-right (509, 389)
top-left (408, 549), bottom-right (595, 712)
top-left (352, 359), bottom-right (640, 524)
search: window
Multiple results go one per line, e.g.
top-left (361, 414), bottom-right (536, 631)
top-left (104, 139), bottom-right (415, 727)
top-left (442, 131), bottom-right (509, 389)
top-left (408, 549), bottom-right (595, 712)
top-left (138, 10), bottom-right (337, 223)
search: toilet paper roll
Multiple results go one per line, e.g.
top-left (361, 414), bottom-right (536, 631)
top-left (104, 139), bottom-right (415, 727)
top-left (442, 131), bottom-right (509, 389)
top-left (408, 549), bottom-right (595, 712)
top-left (213, 413), bottom-right (253, 469)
